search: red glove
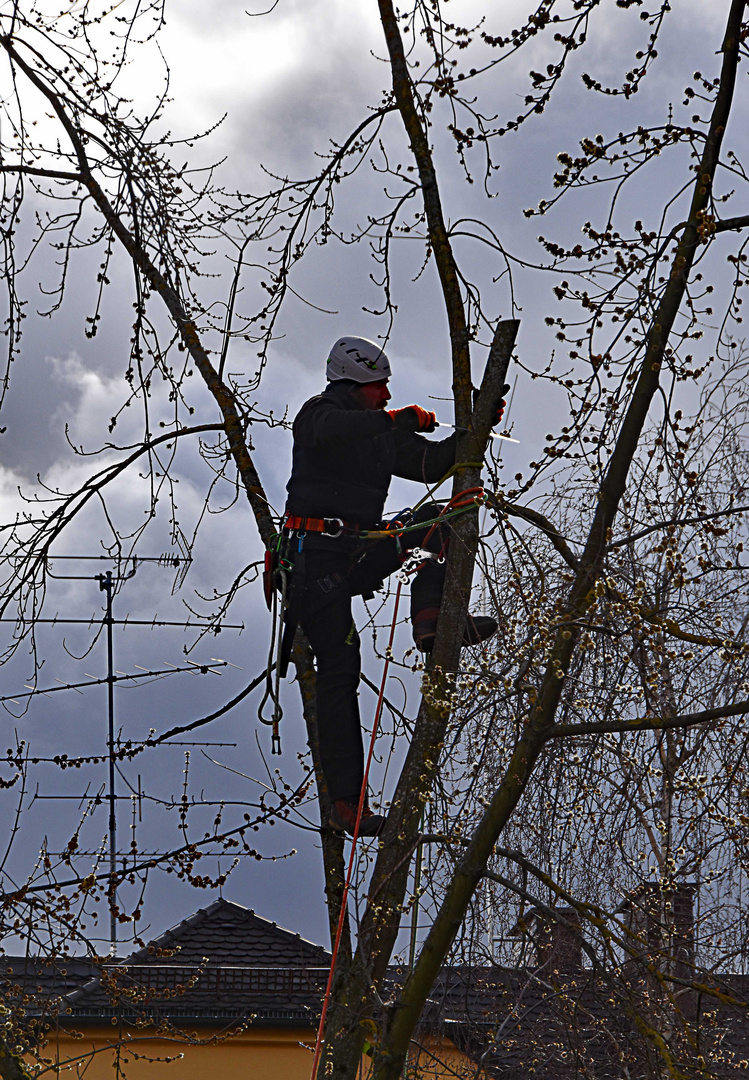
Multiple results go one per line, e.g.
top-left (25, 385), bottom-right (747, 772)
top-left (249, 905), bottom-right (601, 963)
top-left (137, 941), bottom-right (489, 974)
top-left (495, 392), bottom-right (508, 427)
top-left (474, 383), bottom-right (511, 427)
top-left (388, 405), bottom-right (437, 433)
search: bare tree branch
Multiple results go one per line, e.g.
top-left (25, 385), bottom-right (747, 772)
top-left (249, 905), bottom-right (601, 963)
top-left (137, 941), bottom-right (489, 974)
top-left (548, 698), bottom-right (749, 737)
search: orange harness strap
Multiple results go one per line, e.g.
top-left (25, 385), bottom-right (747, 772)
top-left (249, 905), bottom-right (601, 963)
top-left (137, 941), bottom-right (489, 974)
top-left (283, 513), bottom-right (350, 536)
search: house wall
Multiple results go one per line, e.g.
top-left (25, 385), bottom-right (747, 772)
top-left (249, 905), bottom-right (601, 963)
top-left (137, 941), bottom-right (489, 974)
top-left (46, 1026), bottom-right (317, 1080)
top-left (395, 1034), bottom-right (488, 1078)
top-left (43, 1026), bottom-right (481, 1079)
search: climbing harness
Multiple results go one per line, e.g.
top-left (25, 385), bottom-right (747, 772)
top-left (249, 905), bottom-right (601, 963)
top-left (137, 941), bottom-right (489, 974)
top-left (282, 513), bottom-right (348, 536)
top-left (259, 482), bottom-right (486, 759)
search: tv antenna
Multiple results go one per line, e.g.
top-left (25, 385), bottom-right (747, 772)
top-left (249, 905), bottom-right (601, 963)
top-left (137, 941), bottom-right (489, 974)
top-left (2, 553), bottom-right (244, 952)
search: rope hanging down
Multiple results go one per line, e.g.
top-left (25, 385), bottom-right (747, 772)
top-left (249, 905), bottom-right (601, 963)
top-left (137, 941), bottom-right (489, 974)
top-left (308, 489), bottom-right (484, 1080)
top-left (308, 579), bottom-right (403, 1080)
top-left (257, 563), bottom-right (287, 753)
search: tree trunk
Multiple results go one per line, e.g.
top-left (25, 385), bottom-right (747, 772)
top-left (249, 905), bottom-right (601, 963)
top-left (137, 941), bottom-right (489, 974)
top-left (366, 3), bottom-right (747, 1076)
top-left (316, 320), bottom-right (518, 1079)
top-left (291, 632), bottom-right (351, 962)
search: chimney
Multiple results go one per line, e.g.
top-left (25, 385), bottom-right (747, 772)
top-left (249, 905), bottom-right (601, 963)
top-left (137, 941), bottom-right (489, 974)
top-left (621, 883), bottom-right (696, 979)
top-left (512, 906), bottom-right (583, 973)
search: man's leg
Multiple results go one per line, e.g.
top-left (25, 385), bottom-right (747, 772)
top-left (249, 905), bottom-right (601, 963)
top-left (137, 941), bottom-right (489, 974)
top-left (343, 506), bottom-right (448, 647)
top-left (402, 504), bottom-right (448, 644)
top-left (346, 505), bottom-right (445, 597)
top-left (300, 578), bottom-right (364, 803)
top-left (347, 505), bottom-right (495, 650)
top-left (408, 505), bottom-right (497, 649)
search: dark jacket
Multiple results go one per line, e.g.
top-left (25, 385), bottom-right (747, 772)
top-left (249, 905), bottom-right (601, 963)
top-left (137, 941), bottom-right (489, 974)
top-left (285, 382), bottom-right (456, 528)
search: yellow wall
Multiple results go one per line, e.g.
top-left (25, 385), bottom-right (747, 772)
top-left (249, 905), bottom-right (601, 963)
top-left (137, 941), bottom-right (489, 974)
top-left (363, 1035), bottom-right (486, 1079)
top-left (47, 1026), bottom-right (317, 1080)
top-left (43, 1026), bottom-right (481, 1079)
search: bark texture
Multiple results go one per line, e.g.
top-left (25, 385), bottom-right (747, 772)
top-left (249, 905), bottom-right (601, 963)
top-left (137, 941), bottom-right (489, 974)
top-left (291, 632), bottom-right (351, 962)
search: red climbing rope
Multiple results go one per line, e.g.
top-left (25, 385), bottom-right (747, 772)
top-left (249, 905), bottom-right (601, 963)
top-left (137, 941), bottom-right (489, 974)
top-left (309, 580), bottom-right (403, 1080)
top-left (421, 486), bottom-right (485, 548)
top-left (308, 488), bottom-right (484, 1079)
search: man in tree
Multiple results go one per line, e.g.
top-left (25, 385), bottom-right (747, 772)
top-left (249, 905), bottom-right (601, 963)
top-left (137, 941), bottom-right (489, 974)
top-left (282, 336), bottom-right (504, 836)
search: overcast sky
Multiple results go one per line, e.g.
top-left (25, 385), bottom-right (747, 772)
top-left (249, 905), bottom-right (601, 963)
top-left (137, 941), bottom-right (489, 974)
top-left (0, 0), bottom-right (742, 953)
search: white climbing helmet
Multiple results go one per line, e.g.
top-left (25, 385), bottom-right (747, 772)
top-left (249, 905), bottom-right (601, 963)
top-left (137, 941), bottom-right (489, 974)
top-left (326, 336), bottom-right (392, 384)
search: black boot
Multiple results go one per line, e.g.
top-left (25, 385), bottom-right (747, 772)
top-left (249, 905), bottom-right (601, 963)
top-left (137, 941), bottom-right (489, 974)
top-left (464, 613), bottom-right (498, 647)
top-left (329, 798), bottom-right (386, 838)
top-left (412, 608), bottom-right (497, 652)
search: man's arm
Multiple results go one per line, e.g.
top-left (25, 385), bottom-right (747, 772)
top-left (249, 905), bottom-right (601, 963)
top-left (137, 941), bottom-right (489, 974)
top-left (392, 430), bottom-right (457, 484)
top-left (392, 383), bottom-right (508, 484)
top-left (295, 395), bottom-right (393, 448)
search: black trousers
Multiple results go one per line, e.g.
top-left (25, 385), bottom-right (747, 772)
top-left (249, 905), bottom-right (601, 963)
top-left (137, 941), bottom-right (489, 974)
top-left (290, 505), bottom-right (447, 802)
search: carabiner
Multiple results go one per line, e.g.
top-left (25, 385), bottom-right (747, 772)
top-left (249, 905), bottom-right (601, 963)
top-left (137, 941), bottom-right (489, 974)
top-left (324, 517), bottom-right (345, 538)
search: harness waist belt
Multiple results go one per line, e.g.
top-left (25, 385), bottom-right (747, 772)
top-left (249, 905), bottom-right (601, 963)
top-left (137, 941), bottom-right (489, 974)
top-left (283, 513), bottom-right (354, 537)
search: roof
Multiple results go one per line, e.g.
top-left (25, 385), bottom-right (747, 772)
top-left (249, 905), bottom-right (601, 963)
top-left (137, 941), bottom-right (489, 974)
top-left (3, 898), bottom-right (749, 1073)
top-left (4, 899), bottom-right (330, 1028)
top-left (0, 955), bottom-right (94, 1015)
top-left (68, 898), bottom-right (330, 1025)
top-left (120, 897), bottom-right (330, 968)
top-left (409, 964), bottom-right (749, 1079)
